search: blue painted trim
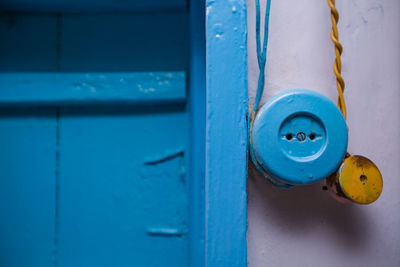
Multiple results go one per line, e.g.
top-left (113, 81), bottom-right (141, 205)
top-left (0, 0), bottom-right (186, 13)
top-left (0, 72), bottom-right (185, 106)
top-left (206, 0), bottom-right (248, 266)
top-left (189, 0), bottom-right (206, 266)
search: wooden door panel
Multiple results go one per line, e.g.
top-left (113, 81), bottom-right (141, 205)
top-left (0, 10), bottom-right (195, 266)
top-left (0, 108), bottom-right (57, 267)
top-left (60, 14), bottom-right (188, 72)
top-left (0, 14), bottom-right (57, 71)
top-left (56, 107), bottom-right (189, 266)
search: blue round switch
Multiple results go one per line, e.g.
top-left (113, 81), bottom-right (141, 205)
top-left (251, 89), bottom-right (348, 186)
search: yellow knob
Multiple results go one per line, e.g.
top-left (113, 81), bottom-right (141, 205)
top-left (338, 155), bottom-right (383, 204)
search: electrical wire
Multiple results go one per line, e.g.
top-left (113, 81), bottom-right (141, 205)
top-left (328, 0), bottom-right (347, 120)
top-left (249, 0), bottom-right (292, 188)
top-left (253, 0), bottom-right (270, 117)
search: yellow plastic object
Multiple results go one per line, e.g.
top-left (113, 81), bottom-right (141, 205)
top-left (338, 155), bottom-right (383, 204)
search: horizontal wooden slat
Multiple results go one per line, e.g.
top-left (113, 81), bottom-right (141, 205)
top-left (0, 0), bottom-right (186, 13)
top-left (0, 72), bottom-right (186, 106)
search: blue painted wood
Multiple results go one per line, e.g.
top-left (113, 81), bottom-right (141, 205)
top-left (189, 0), bottom-right (206, 265)
top-left (0, 72), bottom-right (186, 106)
top-left (0, 0), bottom-right (186, 13)
top-left (0, 14), bottom-right (57, 71)
top-left (0, 7), bottom-right (201, 267)
top-left (206, 0), bottom-right (248, 266)
top-left (56, 106), bottom-right (189, 267)
top-left (0, 14), bottom-right (59, 267)
top-left (0, 108), bottom-right (56, 267)
top-left (59, 14), bottom-right (188, 72)
top-left (0, 13), bottom-right (188, 72)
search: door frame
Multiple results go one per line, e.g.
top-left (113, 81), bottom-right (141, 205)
top-left (189, 0), bottom-right (206, 266)
top-left (205, 0), bottom-right (248, 265)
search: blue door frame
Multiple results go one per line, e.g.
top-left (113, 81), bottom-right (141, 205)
top-left (189, 0), bottom-right (206, 266)
top-left (206, 0), bottom-right (248, 266)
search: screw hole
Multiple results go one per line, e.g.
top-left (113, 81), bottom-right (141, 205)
top-left (309, 133), bottom-right (316, 140)
top-left (360, 174), bottom-right (368, 184)
top-left (286, 133), bottom-right (293, 140)
top-left (296, 132), bottom-right (306, 142)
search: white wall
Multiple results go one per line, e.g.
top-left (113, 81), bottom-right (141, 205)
top-left (246, 0), bottom-right (400, 266)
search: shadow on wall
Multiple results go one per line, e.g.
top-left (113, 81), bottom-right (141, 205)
top-left (248, 162), bottom-right (372, 252)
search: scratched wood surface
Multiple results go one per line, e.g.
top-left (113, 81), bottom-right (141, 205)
top-left (0, 11), bottom-right (191, 267)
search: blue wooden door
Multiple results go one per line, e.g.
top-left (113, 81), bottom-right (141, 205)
top-left (0, 3), bottom-right (205, 266)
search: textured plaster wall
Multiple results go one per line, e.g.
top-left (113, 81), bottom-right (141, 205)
top-left (246, 0), bottom-right (400, 266)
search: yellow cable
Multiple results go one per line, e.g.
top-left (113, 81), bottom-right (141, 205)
top-left (328, 0), bottom-right (347, 120)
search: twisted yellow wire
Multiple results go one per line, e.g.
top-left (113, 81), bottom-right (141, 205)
top-left (328, 0), bottom-right (347, 120)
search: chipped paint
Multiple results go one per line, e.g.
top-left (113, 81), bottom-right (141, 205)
top-left (338, 155), bottom-right (383, 204)
top-left (0, 72), bottom-right (186, 106)
top-left (146, 227), bottom-right (187, 237)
